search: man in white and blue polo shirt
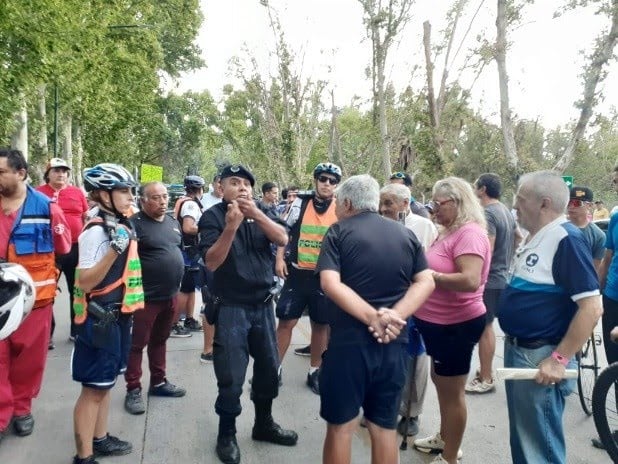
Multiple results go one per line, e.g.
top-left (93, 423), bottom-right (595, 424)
top-left (498, 170), bottom-right (602, 464)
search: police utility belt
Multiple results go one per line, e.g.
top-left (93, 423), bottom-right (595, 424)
top-left (201, 285), bottom-right (277, 325)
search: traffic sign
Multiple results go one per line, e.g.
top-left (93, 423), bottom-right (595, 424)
top-left (562, 176), bottom-right (574, 188)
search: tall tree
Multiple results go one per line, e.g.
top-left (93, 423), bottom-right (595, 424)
top-left (358, 0), bottom-right (414, 180)
top-left (553, 0), bottom-right (618, 172)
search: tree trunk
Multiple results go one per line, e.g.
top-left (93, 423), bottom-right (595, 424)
top-left (62, 113), bottom-right (73, 166)
top-left (37, 84), bottom-right (49, 159)
top-left (10, 95), bottom-right (28, 160)
top-left (423, 21), bottom-right (446, 166)
top-left (377, 47), bottom-right (392, 180)
top-left (553, 1), bottom-right (618, 173)
top-left (74, 121), bottom-right (83, 187)
top-left (495, 0), bottom-right (518, 170)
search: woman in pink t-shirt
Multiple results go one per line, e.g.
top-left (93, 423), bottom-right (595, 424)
top-left (412, 177), bottom-right (490, 464)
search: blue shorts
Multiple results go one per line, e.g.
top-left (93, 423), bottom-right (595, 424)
top-left (180, 266), bottom-right (205, 293)
top-left (72, 313), bottom-right (133, 390)
top-left (275, 268), bottom-right (329, 324)
top-left (414, 315), bottom-right (485, 377)
top-left (319, 342), bottom-right (408, 429)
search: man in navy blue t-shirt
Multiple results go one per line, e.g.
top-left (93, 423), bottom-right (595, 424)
top-left (316, 174), bottom-right (434, 464)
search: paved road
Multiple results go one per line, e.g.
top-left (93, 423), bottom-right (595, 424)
top-left (0, 279), bottom-right (612, 463)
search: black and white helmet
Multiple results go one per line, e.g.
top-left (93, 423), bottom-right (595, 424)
top-left (83, 163), bottom-right (137, 193)
top-left (0, 263), bottom-right (35, 340)
top-left (184, 175), bottom-right (205, 190)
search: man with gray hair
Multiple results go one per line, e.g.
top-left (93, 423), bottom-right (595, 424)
top-left (498, 170), bottom-right (602, 463)
top-left (317, 174), bottom-right (435, 463)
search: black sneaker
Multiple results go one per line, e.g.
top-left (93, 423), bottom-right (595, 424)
top-left (200, 352), bottom-right (214, 364)
top-left (48, 338), bottom-right (55, 350)
top-left (149, 380), bottom-right (186, 397)
top-left (92, 434), bottom-right (132, 457)
top-left (13, 413), bottom-right (34, 436)
top-left (184, 317), bottom-right (202, 332)
top-left (170, 323), bottom-right (192, 338)
top-left (306, 370), bottom-right (319, 395)
top-left (124, 388), bottom-right (146, 415)
top-left (294, 345), bottom-right (311, 357)
top-left (72, 455), bottom-right (99, 464)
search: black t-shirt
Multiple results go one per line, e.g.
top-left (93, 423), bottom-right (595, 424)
top-left (316, 211), bottom-right (428, 346)
top-left (198, 201), bottom-right (285, 304)
top-left (131, 211), bottom-right (184, 301)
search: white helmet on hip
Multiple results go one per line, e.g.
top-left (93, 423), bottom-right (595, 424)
top-left (0, 263), bottom-right (35, 340)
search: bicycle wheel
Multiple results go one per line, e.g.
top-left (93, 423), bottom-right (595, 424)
top-left (578, 335), bottom-right (600, 416)
top-left (592, 362), bottom-right (618, 462)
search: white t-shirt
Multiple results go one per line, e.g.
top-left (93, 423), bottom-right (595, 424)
top-left (179, 199), bottom-right (202, 224)
top-left (78, 226), bottom-right (110, 269)
top-left (200, 192), bottom-right (222, 211)
top-left (405, 212), bottom-right (438, 251)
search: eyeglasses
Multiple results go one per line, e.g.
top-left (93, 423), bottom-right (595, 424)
top-left (428, 198), bottom-right (455, 212)
top-left (390, 172), bottom-right (406, 180)
top-left (317, 176), bottom-right (338, 185)
top-left (568, 199), bottom-right (587, 208)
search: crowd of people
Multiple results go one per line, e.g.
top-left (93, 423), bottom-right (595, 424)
top-left (0, 145), bottom-right (614, 464)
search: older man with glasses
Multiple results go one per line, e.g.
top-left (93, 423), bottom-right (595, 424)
top-left (123, 182), bottom-right (187, 415)
top-left (389, 171), bottom-right (430, 218)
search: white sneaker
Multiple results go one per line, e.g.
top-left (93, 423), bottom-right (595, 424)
top-left (431, 453), bottom-right (461, 463)
top-left (465, 371), bottom-right (496, 393)
top-left (414, 433), bottom-right (463, 459)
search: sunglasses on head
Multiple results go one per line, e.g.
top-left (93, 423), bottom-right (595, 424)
top-left (390, 172), bottom-right (406, 180)
top-left (317, 176), bottom-right (338, 185)
top-left (568, 199), bottom-right (587, 207)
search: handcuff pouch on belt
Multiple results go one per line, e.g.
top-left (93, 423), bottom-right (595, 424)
top-left (87, 300), bottom-right (118, 348)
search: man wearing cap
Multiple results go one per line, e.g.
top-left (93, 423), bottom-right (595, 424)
top-left (567, 186), bottom-right (605, 272)
top-left (389, 172), bottom-right (430, 218)
top-left (36, 157), bottom-right (89, 345)
top-left (593, 200), bottom-right (610, 220)
top-left (275, 162), bottom-right (342, 395)
top-left (199, 164), bottom-right (297, 464)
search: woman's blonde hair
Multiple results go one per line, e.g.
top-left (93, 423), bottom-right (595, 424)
top-left (433, 177), bottom-right (486, 231)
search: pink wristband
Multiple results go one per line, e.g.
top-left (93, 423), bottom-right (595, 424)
top-left (551, 351), bottom-right (569, 366)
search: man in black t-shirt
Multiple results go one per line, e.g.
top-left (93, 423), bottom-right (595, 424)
top-left (316, 174), bottom-right (434, 464)
top-left (198, 164), bottom-right (298, 464)
top-left (124, 182), bottom-right (186, 415)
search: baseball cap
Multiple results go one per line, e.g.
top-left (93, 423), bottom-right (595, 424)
top-left (569, 186), bottom-right (593, 202)
top-left (45, 158), bottom-right (70, 174)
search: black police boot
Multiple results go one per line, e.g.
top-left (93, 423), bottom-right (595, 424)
top-left (216, 434), bottom-right (240, 464)
top-left (252, 418), bottom-right (298, 446)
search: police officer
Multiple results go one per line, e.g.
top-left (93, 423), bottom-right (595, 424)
top-left (199, 164), bottom-right (298, 464)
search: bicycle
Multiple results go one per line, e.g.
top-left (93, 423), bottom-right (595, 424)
top-left (592, 362), bottom-right (618, 462)
top-left (578, 332), bottom-right (601, 415)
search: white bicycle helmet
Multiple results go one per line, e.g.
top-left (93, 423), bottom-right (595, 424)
top-left (0, 263), bottom-right (35, 340)
top-left (83, 163), bottom-right (137, 192)
top-left (313, 162), bottom-right (342, 181)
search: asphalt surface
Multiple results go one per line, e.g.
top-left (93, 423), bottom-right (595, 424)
top-left (0, 277), bottom-right (611, 463)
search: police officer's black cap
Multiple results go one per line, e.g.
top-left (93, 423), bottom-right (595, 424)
top-left (219, 164), bottom-right (255, 187)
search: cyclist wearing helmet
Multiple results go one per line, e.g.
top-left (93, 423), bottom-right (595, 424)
top-left (172, 175), bottom-right (206, 337)
top-left (0, 148), bottom-right (70, 442)
top-left (275, 161), bottom-right (342, 394)
top-left (71, 163), bottom-right (144, 464)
